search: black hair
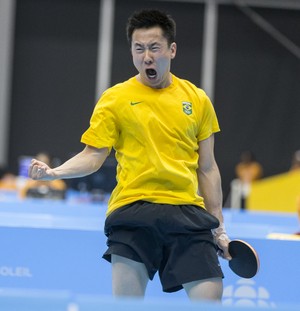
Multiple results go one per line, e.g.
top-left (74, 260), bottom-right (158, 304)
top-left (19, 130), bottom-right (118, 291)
top-left (126, 9), bottom-right (176, 46)
top-left (240, 151), bottom-right (256, 163)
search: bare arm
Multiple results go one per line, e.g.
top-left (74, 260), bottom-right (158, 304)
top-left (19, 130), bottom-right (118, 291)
top-left (29, 145), bottom-right (109, 181)
top-left (197, 135), bottom-right (231, 260)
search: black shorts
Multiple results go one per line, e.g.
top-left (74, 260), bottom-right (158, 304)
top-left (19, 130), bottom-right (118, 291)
top-left (103, 201), bottom-right (224, 293)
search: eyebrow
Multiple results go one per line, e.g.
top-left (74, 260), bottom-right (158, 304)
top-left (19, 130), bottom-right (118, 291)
top-left (133, 42), bottom-right (161, 48)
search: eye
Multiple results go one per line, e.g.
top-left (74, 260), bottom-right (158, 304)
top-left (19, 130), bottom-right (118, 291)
top-left (151, 46), bottom-right (160, 52)
top-left (134, 45), bottom-right (144, 53)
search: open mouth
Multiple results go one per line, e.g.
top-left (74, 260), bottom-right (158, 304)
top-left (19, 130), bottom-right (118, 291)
top-left (146, 68), bottom-right (157, 80)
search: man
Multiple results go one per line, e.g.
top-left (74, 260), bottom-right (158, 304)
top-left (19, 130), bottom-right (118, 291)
top-left (29, 9), bottom-right (231, 301)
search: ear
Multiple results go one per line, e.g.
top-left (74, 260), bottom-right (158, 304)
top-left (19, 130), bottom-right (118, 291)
top-left (170, 42), bottom-right (177, 59)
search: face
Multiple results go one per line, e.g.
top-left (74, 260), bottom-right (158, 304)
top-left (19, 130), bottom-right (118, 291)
top-left (131, 26), bottom-right (177, 89)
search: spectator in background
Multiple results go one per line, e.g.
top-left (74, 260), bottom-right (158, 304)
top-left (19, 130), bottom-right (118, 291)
top-left (230, 151), bottom-right (263, 209)
top-left (20, 152), bottom-right (67, 199)
top-left (235, 151), bottom-right (263, 183)
top-left (289, 150), bottom-right (300, 171)
top-left (0, 166), bottom-right (17, 190)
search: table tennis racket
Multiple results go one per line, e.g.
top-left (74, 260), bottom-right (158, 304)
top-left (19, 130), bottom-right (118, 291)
top-left (227, 239), bottom-right (260, 278)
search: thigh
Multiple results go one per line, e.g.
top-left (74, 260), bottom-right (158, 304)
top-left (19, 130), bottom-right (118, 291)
top-left (183, 277), bottom-right (223, 301)
top-left (111, 254), bottom-right (149, 297)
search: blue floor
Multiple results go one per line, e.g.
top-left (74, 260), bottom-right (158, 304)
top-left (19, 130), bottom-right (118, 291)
top-left (0, 196), bottom-right (300, 310)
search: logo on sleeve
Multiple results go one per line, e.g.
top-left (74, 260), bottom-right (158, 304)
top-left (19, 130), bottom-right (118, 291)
top-left (182, 102), bottom-right (192, 115)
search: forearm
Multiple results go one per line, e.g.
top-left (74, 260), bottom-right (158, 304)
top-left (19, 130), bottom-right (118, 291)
top-left (198, 161), bottom-right (223, 224)
top-left (29, 146), bottom-right (109, 181)
top-left (198, 162), bottom-right (231, 258)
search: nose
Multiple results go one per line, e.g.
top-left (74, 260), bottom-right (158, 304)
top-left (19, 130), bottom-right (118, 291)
top-left (144, 49), bottom-right (153, 64)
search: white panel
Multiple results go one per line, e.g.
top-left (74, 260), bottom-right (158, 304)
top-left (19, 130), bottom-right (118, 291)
top-left (0, 0), bottom-right (16, 166)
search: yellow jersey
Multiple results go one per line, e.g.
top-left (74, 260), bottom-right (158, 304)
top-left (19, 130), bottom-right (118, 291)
top-left (81, 75), bottom-right (220, 215)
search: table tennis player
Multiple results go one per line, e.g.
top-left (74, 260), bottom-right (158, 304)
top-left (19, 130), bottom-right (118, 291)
top-left (28, 9), bottom-right (231, 301)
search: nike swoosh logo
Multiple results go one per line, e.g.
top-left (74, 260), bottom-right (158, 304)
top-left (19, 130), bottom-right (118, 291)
top-left (130, 101), bottom-right (143, 106)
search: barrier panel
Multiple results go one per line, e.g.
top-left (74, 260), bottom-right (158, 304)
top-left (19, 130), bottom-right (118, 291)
top-left (0, 199), bottom-right (299, 309)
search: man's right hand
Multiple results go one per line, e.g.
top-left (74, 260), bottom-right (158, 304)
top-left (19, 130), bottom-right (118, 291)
top-left (28, 159), bottom-right (55, 180)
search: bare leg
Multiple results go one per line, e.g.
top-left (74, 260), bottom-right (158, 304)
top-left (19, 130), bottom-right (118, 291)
top-left (111, 254), bottom-right (149, 297)
top-left (183, 277), bottom-right (223, 301)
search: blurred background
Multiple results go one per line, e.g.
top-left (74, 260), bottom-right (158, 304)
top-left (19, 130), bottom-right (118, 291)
top-left (1, 0), bottom-right (300, 201)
